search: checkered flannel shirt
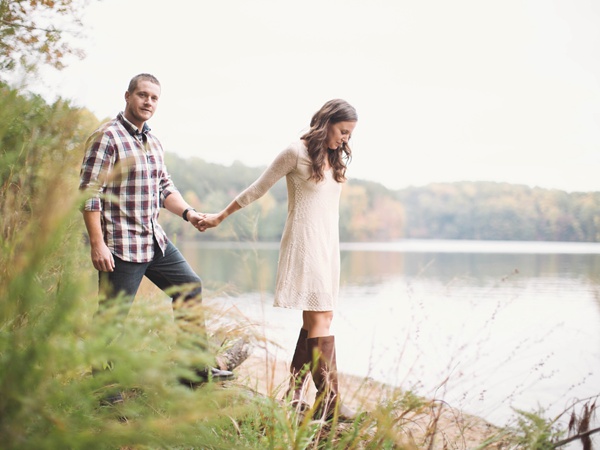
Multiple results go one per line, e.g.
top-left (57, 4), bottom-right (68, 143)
top-left (79, 112), bottom-right (178, 263)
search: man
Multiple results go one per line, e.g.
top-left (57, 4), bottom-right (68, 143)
top-left (79, 73), bottom-right (233, 386)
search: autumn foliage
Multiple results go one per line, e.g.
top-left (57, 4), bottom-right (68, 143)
top-left (0, 0), bottom-right (90, 73)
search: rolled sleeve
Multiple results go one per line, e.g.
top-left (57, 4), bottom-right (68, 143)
top-left (83, 197), bottom-right (102, 212)
top-left (79, 130), bottom-right (114, 212)
top-left (158, 170), bottom-right (178, 207)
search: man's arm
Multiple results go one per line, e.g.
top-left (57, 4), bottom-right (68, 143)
top-left (80, 127), bottom-right (116, 272)
top-left (163, 191), bottom-right (204, 226)
top-left (83, 210), bottom-right (115, 272)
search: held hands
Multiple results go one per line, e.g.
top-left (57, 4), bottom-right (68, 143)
top-left (184, 209), bottom-right (221, 232)
top-left (186, 210), bottom-right (205, 228)
top-left (195, 213), bottom-right (221, 232)
top-left (184, 210), bottom-right (220, 232)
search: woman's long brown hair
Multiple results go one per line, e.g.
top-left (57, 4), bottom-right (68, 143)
top-left (301, 99), bottom-right (357, 183)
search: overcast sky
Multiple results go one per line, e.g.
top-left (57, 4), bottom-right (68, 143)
top-left (27, 0), bottom-right (600, 192)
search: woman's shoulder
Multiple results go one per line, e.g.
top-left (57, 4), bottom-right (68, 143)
top-left (282, 140), bottom-right (306, 153)
top-left (274, 140), bottom-right (305, 163)
top-left (285, 140), bottom-right (310, 160)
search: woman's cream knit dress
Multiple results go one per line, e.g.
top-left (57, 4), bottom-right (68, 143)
top-left (235, 141), bottom-right (342, 311)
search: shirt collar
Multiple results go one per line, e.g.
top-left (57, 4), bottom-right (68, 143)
top-left (117, 112), bottom-right (151, 138)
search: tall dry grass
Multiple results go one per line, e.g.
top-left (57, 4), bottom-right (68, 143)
top-left (2, 82), bottom-right (597, 449)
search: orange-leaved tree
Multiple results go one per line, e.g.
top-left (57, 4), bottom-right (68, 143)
top-left (0, 0), bottom-right (92, 74)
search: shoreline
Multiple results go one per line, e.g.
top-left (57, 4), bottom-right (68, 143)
top-left (235, 350), bottom-right (507, 448)
top-left (135, 281), bottom-right (509, 447)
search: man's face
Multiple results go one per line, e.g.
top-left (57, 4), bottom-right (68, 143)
top-left (124, 80), bottom-right (161, 130)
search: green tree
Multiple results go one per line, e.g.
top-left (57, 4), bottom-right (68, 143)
top-left (0, 82), bottom-right (98, 243)
top-left (397, 181), bottom-right (600, 242)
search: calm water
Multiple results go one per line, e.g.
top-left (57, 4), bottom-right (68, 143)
top-left (180, 239), bottom-right (600, 431)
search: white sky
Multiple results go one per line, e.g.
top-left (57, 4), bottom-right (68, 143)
top-left (26, 0), bottom-right (600, 192)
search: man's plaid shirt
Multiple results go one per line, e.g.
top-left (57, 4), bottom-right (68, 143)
top-left (79, 112), bottom-right (178, 263)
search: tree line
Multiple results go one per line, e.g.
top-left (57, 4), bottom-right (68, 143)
top-left (3, 0), bottom-right (597, 245)
top-left (2, 80), bottom-right (596, 244)
top-left (161, 153), bottom-right (600, 243)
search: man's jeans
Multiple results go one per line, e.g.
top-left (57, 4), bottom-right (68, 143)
top-left (97, 239), bottom-right (203, 344)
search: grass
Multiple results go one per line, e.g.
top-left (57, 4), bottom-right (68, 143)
top-left (0, 136), bottom-right (507, 448)
top-left (1, 82), bottom-right (598, 449)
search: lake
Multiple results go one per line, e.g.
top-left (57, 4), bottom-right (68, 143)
top-left (180, 239), bottom-right (600, 434)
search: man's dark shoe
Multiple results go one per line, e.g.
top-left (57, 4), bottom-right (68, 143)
top-left (179, 366), bottom-right (235, 388)
top-left (99, 391), bottom-right (124, 406)
top-left (198, 367), bottom-right (235, 381)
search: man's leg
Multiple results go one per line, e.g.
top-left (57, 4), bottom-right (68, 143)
top-left (145, 240), bottom-right (233, 383)
top-left (97, 256), bottom-right (147, 346)
top-left (95, 257), bottom-right (147, 404)
top-left (144, 240), bottom-right (202, 302)
top-left (145, 240), bottom-right (206, 349)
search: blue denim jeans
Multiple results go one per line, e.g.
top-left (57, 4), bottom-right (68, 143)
top-left (97, 239), bottom-right (203, 343)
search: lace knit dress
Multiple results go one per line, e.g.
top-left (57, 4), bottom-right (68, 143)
top-left (235, 141), bottom-right (342, 311)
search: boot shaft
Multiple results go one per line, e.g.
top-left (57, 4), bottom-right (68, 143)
top-left (287, 328), bottom-right (311, 404)
top-left (307, 335), bottom-right (338, 394)
top-left (290, 328), bottom-right (309, 375)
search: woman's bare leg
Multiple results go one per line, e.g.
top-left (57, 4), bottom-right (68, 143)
top-left (302, 310), bottom-right (333, 337)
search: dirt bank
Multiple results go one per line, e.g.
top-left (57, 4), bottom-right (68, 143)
top-left (235, 350), bottom-right (509, 449)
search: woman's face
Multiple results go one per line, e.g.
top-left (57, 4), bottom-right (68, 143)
top-left (326, 121), bottom-right (357, 150)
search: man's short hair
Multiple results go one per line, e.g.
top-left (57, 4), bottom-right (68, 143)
top-left (127, 73), bottom-right (161, 93)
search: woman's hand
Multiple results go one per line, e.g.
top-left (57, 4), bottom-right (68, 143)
top-left (195, 201), bottom-right (239, 232)
top-left (196, 213), bottom-right (221, 232)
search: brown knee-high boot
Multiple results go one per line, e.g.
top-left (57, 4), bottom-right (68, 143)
top-left (307, 335), bottom-right (356, 422)
top-left (285, 328), bottom-right (311, 410)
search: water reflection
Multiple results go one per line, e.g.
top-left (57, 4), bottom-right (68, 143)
top-left (182, 240), bottom-right (600, 295)
top-left (182, 243), bottom-right (279, 294)
top-left (179, 239), bottom-right (600, 429)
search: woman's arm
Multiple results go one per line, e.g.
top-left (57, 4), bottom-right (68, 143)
top-left (197, 199), bottom-right (242, 231)
top-left (197, 143), bottom-right (299, 232)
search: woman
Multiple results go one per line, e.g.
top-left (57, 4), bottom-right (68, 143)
top-left (197, 99), bottom-right (358, 421)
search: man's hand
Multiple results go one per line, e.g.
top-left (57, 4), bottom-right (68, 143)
top-left (187, 210), bottom-right (206, 228)
top-left (196, 213), bottom-right (221, 232)
top-left (83, 210), bottom-right (114, 272)
top-left (90, 241), bottom-right (115, 272)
